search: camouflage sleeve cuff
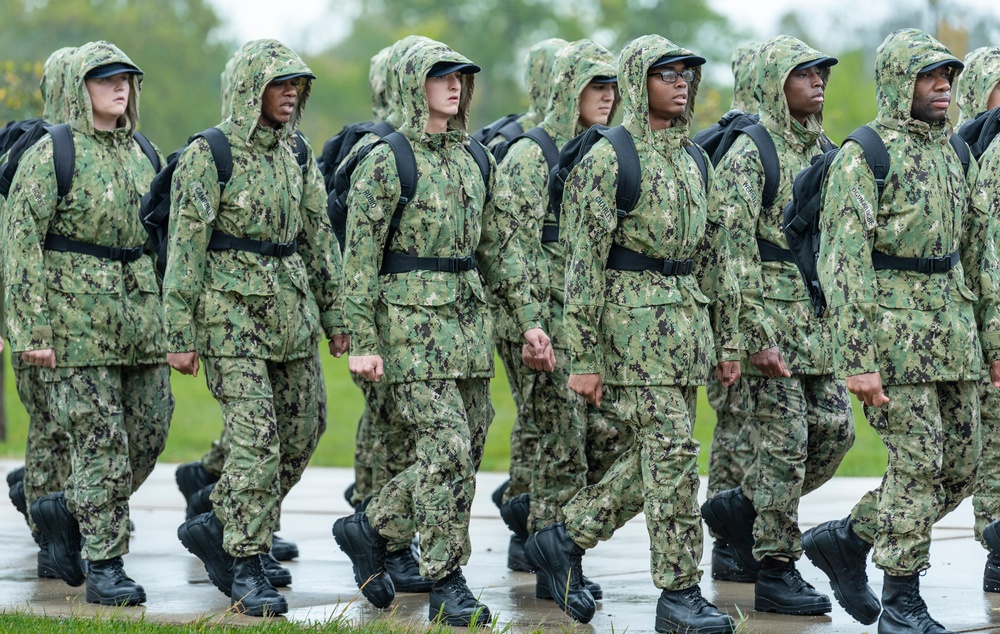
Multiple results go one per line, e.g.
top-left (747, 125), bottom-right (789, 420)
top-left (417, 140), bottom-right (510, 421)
top-left (514, 302), bottom-right (544, 335)
top-left (831, 304), bottom-right (879, 377)
top-left (742, 320), bottom-right (778, 358)
top-left (568, 349), bottom-right (602, 375)
top-left (715, 346), bottom-right (742, 363)
top-left (981, 331), bottom-right (1000, 361)
top-left (24, 325), bottom-right (54, 353)
top-left (168, 328), bottom-right (196, 353)
top-left (320, 310), bottom-right (347, 338)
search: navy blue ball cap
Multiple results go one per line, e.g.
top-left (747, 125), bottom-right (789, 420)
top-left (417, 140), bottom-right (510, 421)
top-left (272, 71), bottom-right (317, 82)
top-left (590, 75), bottom-right (618, 84)
top-left (427, 61), bottom-right (481, 77)
top-left (793, 56), bottom-right (839, 70)
top-left (650, 54), bottom-right (706, 70)
top-left (919, 59), bottom-right (964, 73)
top-left (84, 62), bottom-right (142, 79)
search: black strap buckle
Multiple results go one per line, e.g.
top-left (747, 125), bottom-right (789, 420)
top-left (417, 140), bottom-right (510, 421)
top-left (261, 241), bottom-right (297, 258)
top-left (661, 259), bottom-right (693, 276)
top-left (917, 253), bottom-right (954, 274)
top-left (445, 255), bottom-right (476, 273)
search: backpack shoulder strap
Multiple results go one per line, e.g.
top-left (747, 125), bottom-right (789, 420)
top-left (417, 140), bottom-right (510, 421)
top-left (382, 131), bottom-right (418, 236)
top-left (520, 127), bottom-right (560, 172)
top-left (133, 131), bottom-right (160, 172)
top-left (465, 138), bottom-right (492, 201)
top-left (291, 130), bottom-right (309, 173)
top-left (684, 144), bottom-right (709, 194)
top-left (44, 123), bottom-right (75, 203)
top-left (371, 120), bottom-right (395, 138)
top-left (741, 123), bottom-right (780, 209)
top-left (948, 133), bottom-right (971, 176)
top-left (197, 127), bottom-right (233, 189)
top-left (844, 125), bottom-right (889, 200)
top-left (599, 126), bottom-right (640, 216)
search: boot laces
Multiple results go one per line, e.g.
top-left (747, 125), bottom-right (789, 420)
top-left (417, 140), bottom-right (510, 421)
top-left (569, 546), bottom-right (586, 586)
top-left (388, 548), bottom-right (419, 575)
top-left (678, 586), bottom-right (711, 609)
top-left (782, 563), bottom-right (816, 592)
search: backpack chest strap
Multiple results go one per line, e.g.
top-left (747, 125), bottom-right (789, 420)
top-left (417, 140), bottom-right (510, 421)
top-left (606, 243), bottom-right (693, 276)
top-left (871, 249), bottom-right (958, 274)
top-left (207, 230), bottom-right (297, 257)
top-left (44, 234), bottom-right (144, 263)
top-left (379, 253), bottom-right (477, 275)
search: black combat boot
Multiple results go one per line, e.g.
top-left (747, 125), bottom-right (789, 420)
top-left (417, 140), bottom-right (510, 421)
top-left (343, 482), bottom-right (355, 507)
top-left (500, 492), bottom-right (531, 540)
top-left (6, 465), bottom-right (25, 487)
top-left (983, 519), bottom-right (1000, 592)
top-left (536, 573), bottom-right (603, 601)
top-left (802, 516), bottom-right (880, 624)
top-left (332, 511), bottom-right (394, 608)
top-left (271, 533), bottom-right (299, 561)
top-left (385, 547), bottom-right (434, 593)
top-left (754, 556), bottom-right (832, 615)
top-left (491, 479), bottom-right (510, 510)
top-left (261, 552), bottom-right (291, 587)
top-left (711, 539), bottom-right (755, 583)
top-left (9, 478), bottom-right (28, 521)
top-left (185, 482), bottom-right (215, 519)
top-left (700, 487), bottom-right (760, 581)
top-left (175, 461), bottom-right (219, 506)
top-left (29, 492), bottom-right (85, 586)
top-left (177, 510), bottom-right (234, 595)
top-left (523, 523), bottom-right (595, 623)
top-left (428, 569), bottom-right (491, 627)
top-left (230, 555), bottom-right (288, 616)
top-left (655, 586), bottom-right (736, 634)
top-left (507, 534), bottom-right (534, 572)
top-left (37, 535), bottom-right (60, 579)
top-left (878, 573), bottom-right (952, 634)
top-left (85, 557), bottom-right (146, 605)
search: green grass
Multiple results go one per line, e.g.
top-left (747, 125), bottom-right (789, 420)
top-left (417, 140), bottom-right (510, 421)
top-left (0, 350), bottom-right (886, 477)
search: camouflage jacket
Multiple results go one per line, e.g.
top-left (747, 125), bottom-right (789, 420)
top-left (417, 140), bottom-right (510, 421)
top-left (162, 39), bottom-right (343, 361)
top-left (3, 41), bottom-right (166, 366)
top-left (562, 35), bottom-right (741, 386)
top-left (342, 38), bottom-right (542, 384)
top-left (957, 46), bottom-right (1000, 125)
top-left (730, 41), bottom-right (763, 113)
top-left (493, 39), bottom-right (617, 347)
top-left (818, 28), bottom-right (1000, 384)
top-left (712, 35), bottom-right (835, 376)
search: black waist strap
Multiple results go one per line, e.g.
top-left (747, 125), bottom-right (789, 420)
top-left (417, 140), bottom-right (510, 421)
top-left (44, 234), bottom-right (144, 263)
top-left (606, 244), bottom-right (693, 276)
top-left (757, 238), bottom-right (794, 263)
top-left (872, 249), bottom-right (959, 274)
top-left (380, 252), bottom-right (477, 275)
top-left (208, 230), bottom-right (297, 257)
top-left (541, 225), bottom-right (559, 243)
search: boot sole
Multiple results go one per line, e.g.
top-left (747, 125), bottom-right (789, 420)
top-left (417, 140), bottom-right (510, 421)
top-left (86, 589), bottom-right (147, 606)
top-left (522, 538), bottom-right (595, 623)
top-left (31, 499), bottom-right (85, 587)
top-left (177, 521), bottom-right (233, 596)
top-left (332, 519), bottom-right (394, 608)
top-left (754, 595), bottom-right (832, 615)
top-left (428, 606), bottom-right (491, 627)
top-left (232, 595), bottom-right (289, 617)
top-left (801, 527), bottom-right (879, 625)
top-left (655, 616), bottom-right (735, 634)
top-left (700, 498), bottom-right (759, 580)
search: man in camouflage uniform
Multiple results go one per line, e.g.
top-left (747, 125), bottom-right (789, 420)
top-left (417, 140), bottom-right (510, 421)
top-left (524, 35), bottom-right (741, 633)
top-left (4, 40), bottom-right (172, 606)
top-left (167, 39), bottom-right (346, 616)
top-left (333, 37), bottom-right (553, 627)
top-left (956, 46), bottom-right (1000, 594)
top-left (494, 38), bottom-right (621, 599)
top-left (806, 29), bottom-right (1000, 631)
top-left (702, 35), bottom-right (853, 617)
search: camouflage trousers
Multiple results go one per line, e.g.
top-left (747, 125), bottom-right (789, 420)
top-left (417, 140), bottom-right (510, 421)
top-left (15, 357), bottom-right (71, 535)
top-left (46, 363), bottom-right (172, 560)
top-left (705, 376), bottom-right (753, 498)
top-left (498, 338), bottom-right (534, 502)
top-left (975, 380), bottom-right (1000, 545)
top-left (850, 381), bottom-right (979, 576)
top-left (204, 354), bottom-right (323, 558)
top-left (742, 374), bottom-right (854, 560)
top-left (564, 385), bottom-right (703, 591)
top-left (368, 378), bottom-right (493, 580)
top-left (349, 373), bottom-right (376, 506)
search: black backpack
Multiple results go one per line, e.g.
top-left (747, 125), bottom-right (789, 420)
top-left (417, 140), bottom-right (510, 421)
top-left (545, 125), bottom-right (708, 245)
top-left (326, 131), bottom-right (492, 275)
top-left (0, 120), bottom-right (158, 202)
top-left (318, 120), bottom-right (395, 190)
top-left (472, 113), bottom-right (523, 147)
top-left (957, 106), bottom-right (1000, 161)
top-left (139, 127), bottom-right (308, 280)
top-left (692, 110), bottom-right (760, 166)
top-left (490, 126), bottom-right (559, 168)
top-left (783, 125), bottom-right (970, 317)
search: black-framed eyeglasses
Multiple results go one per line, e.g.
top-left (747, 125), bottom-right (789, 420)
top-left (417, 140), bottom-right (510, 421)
top-left (648, 69), bottom-right (695, 84)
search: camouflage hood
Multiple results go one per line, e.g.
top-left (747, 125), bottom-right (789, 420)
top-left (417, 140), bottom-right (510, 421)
top-left (41, 47), bottom-right (76, 122)
top-left (755, 35), bottom-right (832, 144)
top-left (542, 39), bottom-right (618, 141)
top-left (874, 28), bottom-right (962, 133)
top-left (384, 35), bottom-right (434, 129)
top-left (731, 41), bottom-right (762, 112)
top-left (219, 41), bottom-right (255, 120)
top-left (394, 38), bottom-right (476, 139)
top-left (369, 44), bottom-right (393, 121)
top-left (66, 41), bottom-right (142, 135)
top-left (957, 46), bottom-right (1000, 124)
top-left (227, 38), bottom-right (314, 144)
top-left (619, 34), bottom-right (702, 139)
top-left (525, 38), bottom-right (568, 124)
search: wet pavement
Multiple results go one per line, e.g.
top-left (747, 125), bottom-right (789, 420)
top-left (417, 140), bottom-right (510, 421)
top-left (2, 457), bottom-right (998, 633)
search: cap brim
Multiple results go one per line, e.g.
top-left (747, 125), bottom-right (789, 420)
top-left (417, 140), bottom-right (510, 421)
top-left (427, 61), bottom-right (482, 77)
top-left (793, 56), bottom-right (839, 71)
top-left (590, 75), bottom-right (618, 84)
top-left (650, 54), bottom-right (707, 70)
top-left (920, 59), bottom-right (964, 73)
top-left (272, 72), bottom-right (317, 82)
top-left (84, 62), bottom-right (142, 79)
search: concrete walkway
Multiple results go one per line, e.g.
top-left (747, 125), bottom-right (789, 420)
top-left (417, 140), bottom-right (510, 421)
top-left (1, 458), bottom-right (998, 633)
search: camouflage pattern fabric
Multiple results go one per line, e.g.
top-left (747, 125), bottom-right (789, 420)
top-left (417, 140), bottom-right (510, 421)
top-left (205, 355), bottom-right (322, 556)
top-left (956, 46), bottom-right (1000, 125)
top-left (498, 337), bottom-right (533, 502)
top-left (565, 385), bottom-right (702, 590)
top-left (47, 363), bottom-right (171, 561)
top-left (849, 381), bottom-right (980, 575)
top-left (730, 41), bottom-right (763, 113)
top-left (819, 29), bottom-right (1000, 575)
top-left (705, 378), bottom-right (752, 498)
top-left (558, 34), bottom-right (739, 591)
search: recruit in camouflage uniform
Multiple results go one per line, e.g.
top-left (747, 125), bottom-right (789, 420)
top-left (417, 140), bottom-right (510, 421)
top-left (4, 40), bottom-right (172, 606)
top-left (5, 47), bottom-right (77, 556)
top-left (806, 29), bottom-right (1000, 630)
top-left (494, 39), bottom-right (625, 594)
top-left (956, 46), bottom-right (1000, 594)
top-left (167, 39), bottom-right (345, 617)
top-left (524, 34), bottom-right (741, 633)
top-left (703, 35), bottom-right (854, 617)
top-left (493, 37), bottom-right (569, 512)
top-left (334, 37), bottom-right (552, 627)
